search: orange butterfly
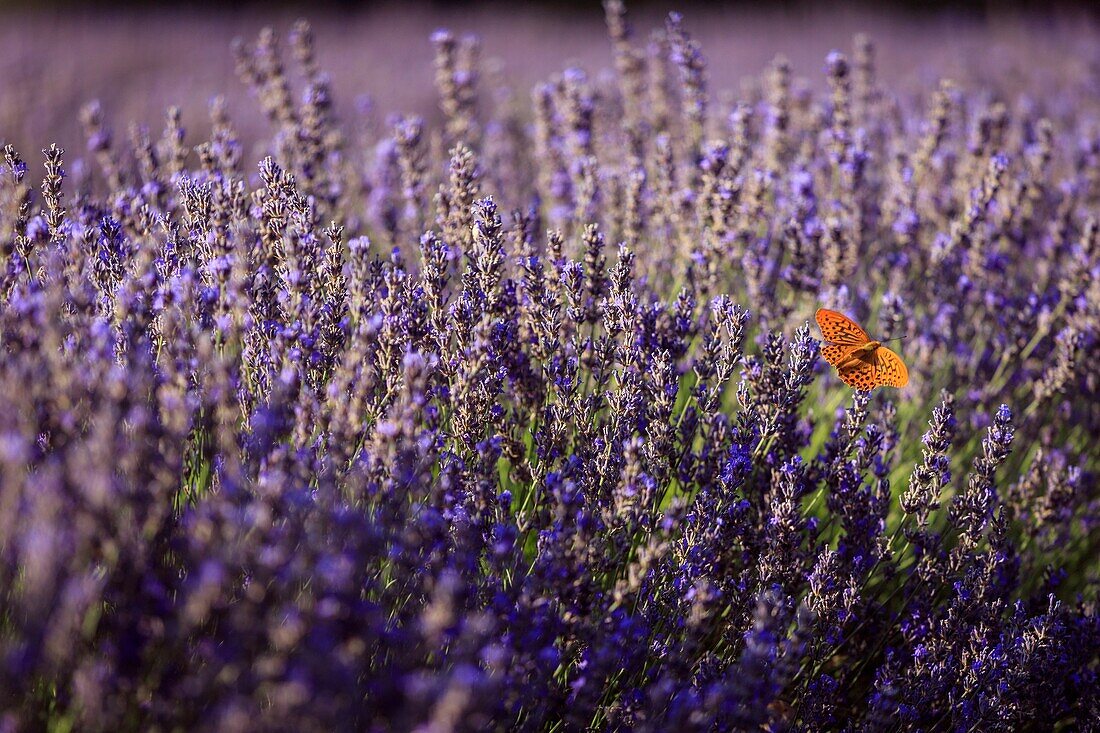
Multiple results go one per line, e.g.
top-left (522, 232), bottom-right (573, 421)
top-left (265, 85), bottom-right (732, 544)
top-left (815, 308), bottom-right (909, 390)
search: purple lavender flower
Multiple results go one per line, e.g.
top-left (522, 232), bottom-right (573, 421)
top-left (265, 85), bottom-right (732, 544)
top-left (0, 10), bottom-right (1095, 732)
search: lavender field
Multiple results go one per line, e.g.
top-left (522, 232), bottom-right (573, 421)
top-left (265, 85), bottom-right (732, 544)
top-left (0, 2), bottom-right (1097, 730)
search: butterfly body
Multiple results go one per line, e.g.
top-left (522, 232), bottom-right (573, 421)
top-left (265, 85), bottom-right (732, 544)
top-left (815, 309), bottom-right (909, 390)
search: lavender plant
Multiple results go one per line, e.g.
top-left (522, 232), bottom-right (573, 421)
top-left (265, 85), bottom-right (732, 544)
top-left (0, 4), bottom-right (1097, 731)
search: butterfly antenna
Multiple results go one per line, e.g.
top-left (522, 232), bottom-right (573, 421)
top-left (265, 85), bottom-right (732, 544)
top-left (882, 335), bottom-right (908, 343)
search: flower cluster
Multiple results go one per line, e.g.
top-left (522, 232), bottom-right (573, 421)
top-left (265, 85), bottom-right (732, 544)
top-left (0, 5), bottom-right (1097, 731)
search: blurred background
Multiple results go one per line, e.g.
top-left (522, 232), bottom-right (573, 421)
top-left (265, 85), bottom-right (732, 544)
top-left (0, 1), bottom-right (1097, 165)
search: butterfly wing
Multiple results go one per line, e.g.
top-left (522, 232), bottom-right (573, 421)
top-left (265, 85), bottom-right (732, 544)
top-left (836, 360), bottom-right (878, 391)
top-left (816, 308), bottom-right (870, 346)
top-left (873, 346), bottom-right (909, 387)
top-left (821, 342), bottom-right (858, 366)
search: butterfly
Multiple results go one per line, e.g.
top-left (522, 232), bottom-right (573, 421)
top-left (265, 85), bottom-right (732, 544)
top-left (815, 308), bottom-right (909, 390)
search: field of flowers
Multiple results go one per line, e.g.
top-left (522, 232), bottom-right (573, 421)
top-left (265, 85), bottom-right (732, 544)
top-left (0, 2), bottom-right (1097, 730)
